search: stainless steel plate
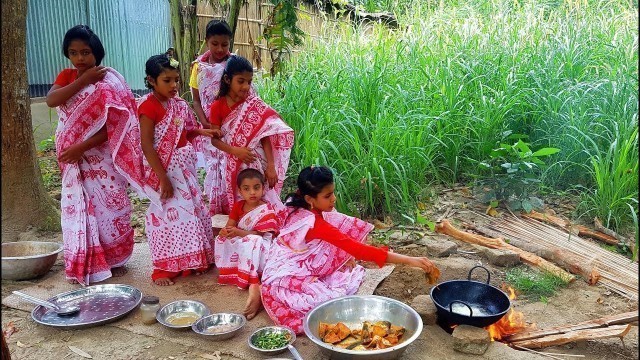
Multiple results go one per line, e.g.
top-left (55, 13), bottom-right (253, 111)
top-left (31, 284), bottom-right (142, 329)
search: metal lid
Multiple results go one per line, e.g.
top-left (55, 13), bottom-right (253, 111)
top-left (141, 296), bottom-right (159, 305)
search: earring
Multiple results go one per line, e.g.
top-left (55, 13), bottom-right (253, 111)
top-left (310, 203), bottom-right (314, 210)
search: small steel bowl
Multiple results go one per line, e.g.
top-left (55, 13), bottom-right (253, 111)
top-left (156, 300), bottom-right (210, 329)
top-left (191, 313), bottom-right (246, 341)
top-left (248, 326), bottom-right (296, 356)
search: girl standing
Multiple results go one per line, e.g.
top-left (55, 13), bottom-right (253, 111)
top-left (261, 166), bottom-right (441, 334)
top-left (46, 25), bottom-right (139, 285)
top-left (208, 55), bottom-right (293, 215)
top-left (137, 55), bottom-right (220, 286)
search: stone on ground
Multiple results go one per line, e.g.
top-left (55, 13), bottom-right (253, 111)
top-left (410, 295), bottom-right (438, 325)
top-left (452, 324), bottom-right (491, 355)
top-left (419, 235), bottom-right (458, 257)
top-left (472, 245), bottom-right (520, 267)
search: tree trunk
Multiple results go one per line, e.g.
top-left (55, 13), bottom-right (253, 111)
top-left (1, 0), bottom-right (60, 242)
top-left (227, 0), bottom-right (243, 51)
top-left (169, 0), bottom-right (198, 97)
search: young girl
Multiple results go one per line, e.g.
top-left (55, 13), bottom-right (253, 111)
top-left (260, 166), bottom-right (441, 334)
top-left (208, 55), bottom-right (293, 215)
top-left (46, 25), bottom-right (140, 285)
top-left (137, 54), bottom-right (220, 286)
top-left (214, 168), bottom-right (279, 320)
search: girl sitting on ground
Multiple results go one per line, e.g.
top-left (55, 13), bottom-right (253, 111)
top-left (260, 166), bottom-right (441, 334)
top-left (214, 168), bottom-right (279, 320)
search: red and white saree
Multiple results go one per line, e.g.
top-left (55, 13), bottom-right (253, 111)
top-left (260, 209), bottom-right (374, 334)
top-left (55, 68), bottom-right (137, 285)
top-left (208, 93), bottom-right (294, 215)
top-left (214, 202), bottom-right (279, 288)
top-left (133, 94), bottom-right (214, 274)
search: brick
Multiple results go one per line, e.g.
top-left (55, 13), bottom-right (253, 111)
top-left (473, 245), bottom-right (520, 267)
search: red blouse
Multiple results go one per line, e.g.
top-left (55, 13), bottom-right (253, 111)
top-left (306, 211), bottom-right (388, 268)
top-left (228, 200), bottom-right (246, 222)
top-left (53, 69), bottom-right (78, 87)
top-left (209, 97), bottom-right (242, 127)
top-left (138, 95), bottom-right (187, 148)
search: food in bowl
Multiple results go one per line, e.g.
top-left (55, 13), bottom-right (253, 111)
top-left (252, 331), bottom-right (292, 350)
top-left (319, 320), bottom-right (406, 350)
top-left (165, 312), bottom-right (201, 326)
top-left (203, 323), bottom-right (240, 334)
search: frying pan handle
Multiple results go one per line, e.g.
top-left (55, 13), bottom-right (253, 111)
top-left (468, 265), bottom-right (491, 284)
top-left (448, 300), bottom-right (473, 317)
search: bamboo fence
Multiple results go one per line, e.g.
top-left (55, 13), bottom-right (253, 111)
top-left (196, 0), bottom-right (349, 71)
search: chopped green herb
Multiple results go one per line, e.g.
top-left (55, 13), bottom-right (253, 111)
top-left (253, 332), bottom-right (291, 349)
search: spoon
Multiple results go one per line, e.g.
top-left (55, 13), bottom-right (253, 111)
top-left (13, 291), bottom-right (80, 316)
top-left (287, 344), bottom-right (303, 360)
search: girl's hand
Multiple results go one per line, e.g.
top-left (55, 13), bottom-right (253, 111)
top-left (159, 175), bottom-right (173, 200)
top-left (58, 144), bottom-right (85, 163)
top-left (407, 256), bottom-right (440, 283)
top-left (198, 129), bottom-right (222, 138)
top-left (79, 66), bottom-right (107, 86)
top-left (233, 147), bottom-right (256, 163)
top-left (265, 163), bottom-right (278, 188)
top-left (219, 227), bottom-right (230, 237)
top-left (226, 226), bottom-right (240, 237)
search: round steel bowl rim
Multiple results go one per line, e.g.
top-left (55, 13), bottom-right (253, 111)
top-left (156, 300), bottom-right (210, 329)
top-left (191, 312), bottom-right (246, 335)
top-left (430, 279), bottom-right (511, 317)
top-left (302, 295), bottom-right (424, 355)
top-left (1, 241), bottom-right (63, 260)
top-left (30, 284), bottom-right (142, 328)
top-left (247, 325), bottom-right (296, 352)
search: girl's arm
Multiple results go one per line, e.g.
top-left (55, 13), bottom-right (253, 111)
top-left (58, 125), bottom-right (108, 163)
top-left (46, 66), bottom-right (107, 107)
top-left (260, 137), bottom-right (277, 188)
top-left (211, 126), bottom-right (256, 164)
top-left (140, 115), bottom-right (173, 199)
top-left (191, 89), bottom-right (211, 128)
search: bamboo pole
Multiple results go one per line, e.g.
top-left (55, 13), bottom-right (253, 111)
top-left (510, 324), bottom-right (631, 349)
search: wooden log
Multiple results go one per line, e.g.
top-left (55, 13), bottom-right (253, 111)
top-left (510, 324), bottom-right (631, 349)
top-left (523, 211), bottom-right (619, 246)
top-left (1, 331), bottom-right (9, 360)
top-left (435, 220), bottom-right (575, 283)
top-left (505, 312), bottom-right (638, 343)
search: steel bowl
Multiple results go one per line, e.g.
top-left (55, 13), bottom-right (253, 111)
top-left (1, 241), bottom-right (62, 281)
top-left (156, 300), bottom-right (210, 329)
top-left (192, 313), bottom-right (246, 340)
top-left (303, 295), bottom-right (423, 360)
top-left (248, 326), bottom-right (297, 356)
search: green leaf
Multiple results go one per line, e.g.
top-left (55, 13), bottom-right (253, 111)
top-left (490, 200), bottom-right (499, 208)
top-left (532, 147), bottom-right (561, 157)
top-left (529, 196), bottom-right (545, 210)
top-left (522, 199), bottom-right (533, 213)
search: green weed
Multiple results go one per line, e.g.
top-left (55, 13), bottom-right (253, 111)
top-left (505, 266), bottom-right (568, 302)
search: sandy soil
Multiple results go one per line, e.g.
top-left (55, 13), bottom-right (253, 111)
top-left (2, 187), bottom-right (637, 360)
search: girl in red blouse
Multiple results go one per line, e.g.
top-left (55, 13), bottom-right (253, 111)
top-left (260, 166), bottom-right (440, 334)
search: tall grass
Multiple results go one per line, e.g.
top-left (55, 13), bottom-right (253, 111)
top-left (256, 0), bottom-right (638, 226)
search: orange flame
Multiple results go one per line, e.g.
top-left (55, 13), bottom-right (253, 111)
top-left (484, 286), bottom-right (532, 341)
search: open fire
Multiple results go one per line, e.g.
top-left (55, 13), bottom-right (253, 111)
top-left (484, 286), bottom-right (532, 341)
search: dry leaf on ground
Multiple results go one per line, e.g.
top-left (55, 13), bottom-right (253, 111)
top-left (2, 321), bottom-right (18, 340)
top-left (68, 345), bottom-right (93, 359)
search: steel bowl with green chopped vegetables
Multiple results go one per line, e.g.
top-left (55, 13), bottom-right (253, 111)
top-left (248, 326), bottom-right (301, 359)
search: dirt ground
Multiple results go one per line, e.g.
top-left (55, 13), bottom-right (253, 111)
top-left (2, 186), bottom-right (638, 360)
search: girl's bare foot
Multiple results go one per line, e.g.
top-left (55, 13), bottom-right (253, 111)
top-left (243, 284), bottom-right (263, 320)
top-left (67, 279), bottom-right (79, 284)
top-left (111, 266), bottom-right (128, 277)
top-left (154, 277), bottom-right (174, 286)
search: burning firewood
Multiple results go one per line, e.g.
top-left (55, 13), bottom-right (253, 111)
top-left (509, 324), bottom-right (632, 349)
top-left (435, 220), bottom-right (575, 283)
top-left (505, 311), bottom-right (638, 343)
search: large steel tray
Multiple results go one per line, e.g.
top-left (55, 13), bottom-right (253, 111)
top-left (31, 284), bottom-right (142, 329)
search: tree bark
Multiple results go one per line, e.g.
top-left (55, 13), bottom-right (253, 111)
top-left (227, 0), bottom-right (243, 51)
top-left (1, 0), bottom-right (60, 242)
top-left (169, 0), bottom-right (198, 94)
top-left (436, 220), bottom-right (575, 283)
